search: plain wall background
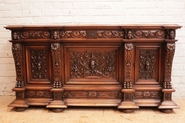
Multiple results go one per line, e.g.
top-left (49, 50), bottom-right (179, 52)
top-left (0, 0), bottom-right (185, 97)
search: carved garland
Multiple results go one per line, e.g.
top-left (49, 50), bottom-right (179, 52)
top-left (51, 43), bottom-right (62, 88)
top-left (124, 43), bottom-right (134, 88)
top-left (12, 43), bottom-right (24, 88)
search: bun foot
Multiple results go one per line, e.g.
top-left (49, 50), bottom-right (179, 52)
top-left (160, 109), bottom-right (173, 113)
top-left (51, 108), bottom-right (64, 113)
top-left (121, 109), bottom-right (134, 113)
top-left (14, 107), bottom-right (27, 112)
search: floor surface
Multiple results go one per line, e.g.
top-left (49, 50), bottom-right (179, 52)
top-left (0, 96), bottom-right (185, 123)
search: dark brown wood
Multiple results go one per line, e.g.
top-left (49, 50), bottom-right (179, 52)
top-left (5, 24), bottom-right (181, 113)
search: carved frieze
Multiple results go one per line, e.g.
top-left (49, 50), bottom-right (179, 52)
top-left (20, 31), bottom-right (50, 39)
top-left (134, 91), bottom-right (161, 99)
top-left (139, 50), bottom-right (155, 79)
top-left (26, 91), bottom-right (52, 98)
top-left (31, 50), bottom-right (47, 79)
top-left (51, 43), bottom-right (62, 88)
top-left (63, 91), bottom-right (122, 99)
top-left (12, 43), bottom-right (24, 88)
top-left (70, 50), bottom-right (116, 79)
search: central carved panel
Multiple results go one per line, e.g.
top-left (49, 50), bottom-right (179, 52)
top-left (31, 50), bottom-right (47, 79)
top-left (139, 50), bottom-right (155, 79)
top-left (69, 50), bottom-right (116, 79)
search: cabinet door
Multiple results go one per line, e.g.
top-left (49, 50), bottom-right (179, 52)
top-left (134, 43), bottom-right (162, 85)
top-left (64, 43), bottom-right (122, 85)
top-left (26, 45), bottom-right (52, 84)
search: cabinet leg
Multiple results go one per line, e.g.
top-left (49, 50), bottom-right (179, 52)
top-left (160, 109), bottom-right (173, 113)
top-left (121, 109), bottom-right (134, 113)
top-left (51, 108), bottom-right (65, 113)
top-left (14, 107), bottom-right (27, 112)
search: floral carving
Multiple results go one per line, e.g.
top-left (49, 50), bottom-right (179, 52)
top-left (70, 50), bottom-right (115, 79)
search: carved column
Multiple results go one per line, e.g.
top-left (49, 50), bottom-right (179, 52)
top-left (158, 30), bottom-right (179, 113)
top-left (8, 43), bottom-right (28, 111)
top-left (46, 42), bottom-right (67, 112)
top-left (118, 42), bottom-right (139, 113)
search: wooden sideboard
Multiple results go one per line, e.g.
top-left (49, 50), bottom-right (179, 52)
top-left (5, 24), bottom-right (181, 113)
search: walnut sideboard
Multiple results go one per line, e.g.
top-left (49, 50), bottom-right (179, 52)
top-left (5, 24), bottom-right (181, 113)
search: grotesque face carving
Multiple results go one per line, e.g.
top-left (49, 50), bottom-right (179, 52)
top-left (127, 30), bottom-right (133, 39)
top-left (169, 30), bottom-right (175, 39)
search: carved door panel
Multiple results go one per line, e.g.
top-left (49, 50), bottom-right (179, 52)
top-left (26, 45), bottom-right (52, 84)
top-left (134, 43), bottom-right (162, 85)
top-left (64, 43), bottom-right (122, 85)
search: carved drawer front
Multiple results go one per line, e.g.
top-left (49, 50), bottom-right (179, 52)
top-left (26, 45), bottom-right (52, 84)
top-left (133, 91), bottom-right (161, 99)
top-left (64, 44), bottom-right (121, 85)
top-left (26, 90), bottom-right (52, 98)
top-left (134, 44), bottom-right (162, 85)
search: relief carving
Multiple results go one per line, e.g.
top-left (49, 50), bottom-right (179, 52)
top-left (139, 50), bottom-right (155, 79)
top-left (20, 31), bottom-right (50, 39)
top-left (12, 43), bottom-right (24, 88)
top-left (26, 91), bottom-right (52, 98)
top-left (167, 30), bottom-right (175, 39)
top-left (129, 30), bottom-right (165, 39)
top-left (63, 91), bottom-right (122, 99)
top-left (70, 50), bottom-right (115, 79)
top-left (31, 50), bottom-right (47, 79)
top-left (51, 43), bottom-right (62, 88)
top-left (51, 30), bottom-right (60, 39)
top-left (134, 91), bottom-right (161, 99)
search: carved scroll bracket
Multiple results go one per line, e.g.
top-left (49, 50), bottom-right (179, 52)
top-left (51, 43), bottom-right (62, 88)
top-left (163, 42), bottom-right (175, 89)
top-left (12, 43), bottom-right (24, 88)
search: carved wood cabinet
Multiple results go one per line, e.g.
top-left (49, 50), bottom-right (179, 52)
top-left (5, 24), bottom-right (181, 113)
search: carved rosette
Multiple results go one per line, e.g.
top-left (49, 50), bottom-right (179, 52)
top-left (70, 50), bottom-right (115, 79)
top-left (124, 43), bottom-right (134, 88)
top-left (163, 43), bottom-right (175, 89)
top-left (12, 43), bottom-right (24, 88)
top-left (31, 50), bottom-right (47, 79)
top-left (51, 43), bottom-right (62, 88)
top-left (139, 50), bottom-right (155, 79)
